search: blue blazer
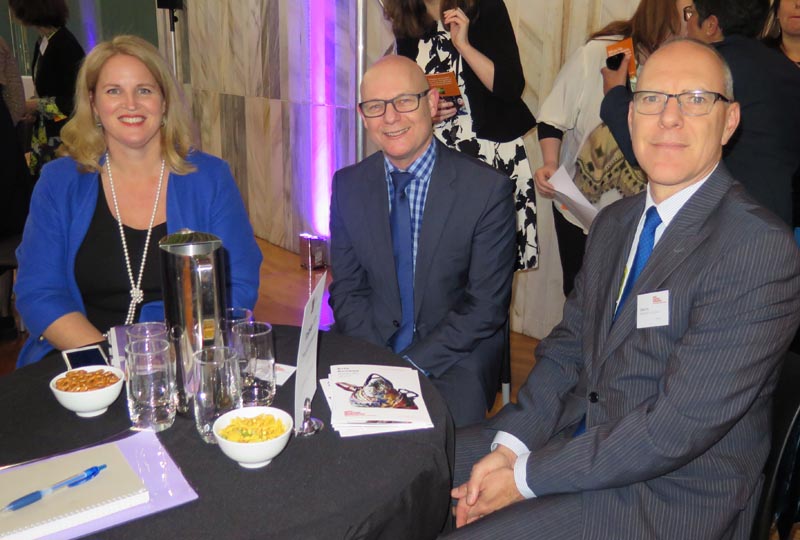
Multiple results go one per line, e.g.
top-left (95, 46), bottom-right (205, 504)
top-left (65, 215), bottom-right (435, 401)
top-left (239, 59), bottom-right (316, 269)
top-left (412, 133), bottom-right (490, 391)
top-left (14, 151), bottom-right (262, 367)
top-left (329, 141), bottom-right (516, 405)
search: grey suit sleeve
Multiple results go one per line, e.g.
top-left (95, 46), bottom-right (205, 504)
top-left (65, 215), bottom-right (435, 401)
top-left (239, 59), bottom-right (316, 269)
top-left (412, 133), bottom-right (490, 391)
top-left (403, 175), bottom-right (516, 377)
top-left (524, 228), bottom-right (800, 497)
top-left (328, 170), bottom-right (382, 343)
top-left (488, 238), bottom-right (588, 450)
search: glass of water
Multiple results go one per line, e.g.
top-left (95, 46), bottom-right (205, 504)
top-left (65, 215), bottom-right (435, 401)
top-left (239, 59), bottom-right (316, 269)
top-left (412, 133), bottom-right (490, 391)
top-left (125, 338), bottom-right (176, 432)
top-left (221, 307), bottom-right (254, 346)
top-left (232, 321), bottom-right (276, 407)
top-left (193, 346), bottom-right (242, 443)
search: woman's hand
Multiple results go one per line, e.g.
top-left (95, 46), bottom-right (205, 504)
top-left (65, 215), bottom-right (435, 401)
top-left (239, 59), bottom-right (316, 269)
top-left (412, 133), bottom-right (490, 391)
top-left (533, 163), bottom-right (559, 198)
top-left (600, 51), bottom-right (630, 95)
top-left (443, 8), bottom-right (471, 54)
top-left (432, 97), bottom-right (460, 124)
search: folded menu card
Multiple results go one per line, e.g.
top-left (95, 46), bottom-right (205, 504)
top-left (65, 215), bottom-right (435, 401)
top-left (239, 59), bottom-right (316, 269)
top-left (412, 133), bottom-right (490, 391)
top-left (0, 442), bottom-right (148, 539)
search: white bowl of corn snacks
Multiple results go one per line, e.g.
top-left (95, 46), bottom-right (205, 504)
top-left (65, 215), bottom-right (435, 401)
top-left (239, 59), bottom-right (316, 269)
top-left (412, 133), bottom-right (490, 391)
top-left (213, 406), bottom-right (293, 468)
top-left (49, 366), bottom-right (125, 418)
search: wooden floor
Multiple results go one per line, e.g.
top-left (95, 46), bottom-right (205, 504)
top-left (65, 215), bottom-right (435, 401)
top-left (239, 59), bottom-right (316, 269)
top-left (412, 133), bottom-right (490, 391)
top-left (0, 240), bottom-right (540, 416)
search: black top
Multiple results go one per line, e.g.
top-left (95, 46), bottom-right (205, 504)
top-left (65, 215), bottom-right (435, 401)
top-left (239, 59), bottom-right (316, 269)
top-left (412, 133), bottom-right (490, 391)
top-left (32, 26), bottom-right (85, 117)
top-left (74, 176), bottom-right (166, 332)
top-left (396, 0), bottom-right (535, 143)
top-left (600, 36), bottom-right (800, 226)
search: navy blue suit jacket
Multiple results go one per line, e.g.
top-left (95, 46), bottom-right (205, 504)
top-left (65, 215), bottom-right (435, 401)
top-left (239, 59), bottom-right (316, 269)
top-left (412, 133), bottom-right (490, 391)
top-left (328, 141), bottom-right (516, 404)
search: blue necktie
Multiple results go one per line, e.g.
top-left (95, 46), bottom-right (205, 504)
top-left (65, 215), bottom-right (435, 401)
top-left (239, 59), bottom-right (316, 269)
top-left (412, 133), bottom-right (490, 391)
top-left (389, 171), bottom-right (415, 353)
top-left (615, 206), bottom-right (662, 318)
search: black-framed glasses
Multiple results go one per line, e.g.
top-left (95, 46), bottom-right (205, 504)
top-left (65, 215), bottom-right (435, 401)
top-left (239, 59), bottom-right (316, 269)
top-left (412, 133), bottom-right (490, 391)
top-left (632, 90), bottom-right (731, 116)
top-left (359, 89), bottom-right (430, 118)
top-left (683, 5), bottom-right (695, 21)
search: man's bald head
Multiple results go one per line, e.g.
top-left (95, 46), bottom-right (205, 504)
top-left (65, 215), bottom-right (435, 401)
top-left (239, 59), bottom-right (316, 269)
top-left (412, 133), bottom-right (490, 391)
top-left (358, 55), bottom-right (439, 170)
top-left (361, 55), bottom-right (430, 101)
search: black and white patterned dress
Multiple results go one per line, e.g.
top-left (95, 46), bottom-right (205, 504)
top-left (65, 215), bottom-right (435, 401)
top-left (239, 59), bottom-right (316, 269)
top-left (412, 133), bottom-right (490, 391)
top-left (416, 21), bottom-right (538, 270)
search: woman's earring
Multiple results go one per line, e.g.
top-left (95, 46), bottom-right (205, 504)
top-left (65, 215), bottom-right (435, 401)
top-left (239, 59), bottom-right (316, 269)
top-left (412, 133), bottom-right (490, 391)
top-left (161, 116), bottom-right (166, 127)
top-left (94, 117), bottom-right (102, 128)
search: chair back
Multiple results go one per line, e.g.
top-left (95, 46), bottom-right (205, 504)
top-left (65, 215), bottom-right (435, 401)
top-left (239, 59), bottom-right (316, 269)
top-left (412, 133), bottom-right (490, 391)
top-left (751, 351), bottom-right (800, 540)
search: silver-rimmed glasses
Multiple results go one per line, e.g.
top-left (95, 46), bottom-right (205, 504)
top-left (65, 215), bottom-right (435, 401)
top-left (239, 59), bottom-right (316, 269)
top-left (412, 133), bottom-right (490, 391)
top-left (632, 90), bottom-right (731, 116)
top-left (359, 89), bottom-right (431, 118)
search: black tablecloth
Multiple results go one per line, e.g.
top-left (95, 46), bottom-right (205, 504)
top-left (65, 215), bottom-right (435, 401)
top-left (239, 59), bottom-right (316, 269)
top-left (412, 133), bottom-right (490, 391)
top-left (0, 327), bottom-right (455, 539)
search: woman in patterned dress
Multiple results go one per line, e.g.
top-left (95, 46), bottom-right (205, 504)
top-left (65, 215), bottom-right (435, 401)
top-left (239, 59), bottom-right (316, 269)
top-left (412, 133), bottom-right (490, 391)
top-left (383, 0), bottom-right (538, 270)
top-left (9, 0), bottom-right (85, 180)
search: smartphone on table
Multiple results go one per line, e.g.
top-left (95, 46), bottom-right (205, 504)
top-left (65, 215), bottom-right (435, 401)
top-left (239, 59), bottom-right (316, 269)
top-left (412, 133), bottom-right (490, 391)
top-left (62, 344), bottom-right (110, 370)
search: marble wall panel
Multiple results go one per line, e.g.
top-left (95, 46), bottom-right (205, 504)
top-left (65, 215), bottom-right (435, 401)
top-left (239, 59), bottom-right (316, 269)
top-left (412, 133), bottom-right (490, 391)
top-left (221, 0), bottom-right (252, 96)
top-left (187, 0), bottom-right (223, 92)
top-left (220, 93), bottom-right (248, 205)
top-left (263, 0), bottom-right (281, 100)
top-left (191, 88), bottom-right (221, 158)
top-left (332, 2), bottom-right (356, 108)
top-left (245, 97), bottom-right (291, 247)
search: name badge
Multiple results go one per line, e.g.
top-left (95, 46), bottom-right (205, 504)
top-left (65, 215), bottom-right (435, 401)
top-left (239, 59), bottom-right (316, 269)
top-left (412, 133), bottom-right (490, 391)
top-left (636, 290), bottom-right (669, 328)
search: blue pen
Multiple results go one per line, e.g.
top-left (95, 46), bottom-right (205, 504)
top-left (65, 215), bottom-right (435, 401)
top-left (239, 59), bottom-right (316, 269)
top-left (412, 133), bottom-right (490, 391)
top-left (1, 465), bottom-right (107, 512)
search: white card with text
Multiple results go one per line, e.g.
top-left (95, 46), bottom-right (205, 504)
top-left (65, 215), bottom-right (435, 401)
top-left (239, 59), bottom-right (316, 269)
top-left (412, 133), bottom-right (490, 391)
top-left (293, 271), bottom-right (327, 429)
top-left (637, 290), bottom-right (669, 329)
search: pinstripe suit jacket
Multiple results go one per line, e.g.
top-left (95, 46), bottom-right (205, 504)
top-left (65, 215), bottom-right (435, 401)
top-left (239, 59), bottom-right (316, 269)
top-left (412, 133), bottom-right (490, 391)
top-left (488, 164), bottom-right (800, 539)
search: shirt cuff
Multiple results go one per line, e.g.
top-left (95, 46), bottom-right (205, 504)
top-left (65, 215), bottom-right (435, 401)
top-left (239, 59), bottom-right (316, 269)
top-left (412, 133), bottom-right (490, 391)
top-left (491, 431), bottom-right (536, 499)
top-left (491, 431), bottom-right (529, 455)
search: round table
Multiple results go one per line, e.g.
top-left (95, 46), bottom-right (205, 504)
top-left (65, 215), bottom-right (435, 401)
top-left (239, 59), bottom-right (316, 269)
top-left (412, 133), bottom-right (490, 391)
top-left (0, 326), bottom-right (455, 539)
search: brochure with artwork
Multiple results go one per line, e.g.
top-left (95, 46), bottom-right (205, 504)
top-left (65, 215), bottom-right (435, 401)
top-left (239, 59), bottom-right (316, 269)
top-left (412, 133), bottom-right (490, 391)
top-left (325, 364), bottom-right (433, 435)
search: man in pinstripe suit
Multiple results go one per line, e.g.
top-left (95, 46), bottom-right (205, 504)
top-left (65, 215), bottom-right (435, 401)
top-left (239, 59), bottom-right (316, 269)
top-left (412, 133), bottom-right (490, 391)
top-left (445, 39), bottom-right (800, 539)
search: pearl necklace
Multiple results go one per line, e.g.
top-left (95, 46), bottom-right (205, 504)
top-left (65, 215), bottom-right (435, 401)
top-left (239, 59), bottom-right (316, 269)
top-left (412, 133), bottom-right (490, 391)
top-left (105, 154), bottom-right (166, 325)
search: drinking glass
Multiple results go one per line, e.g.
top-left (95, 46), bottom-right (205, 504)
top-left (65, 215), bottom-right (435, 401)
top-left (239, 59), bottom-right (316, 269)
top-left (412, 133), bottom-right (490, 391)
top-left (193, 346), bottom-right (242, 443)
top-left (125, 339), bottom-right (176, 432)
top-left (126, 321), bottom-right (168, 343)
top-left (232, 321), bottom-right (276, 407)
top-left (221, 307), bottom-right (254, 346)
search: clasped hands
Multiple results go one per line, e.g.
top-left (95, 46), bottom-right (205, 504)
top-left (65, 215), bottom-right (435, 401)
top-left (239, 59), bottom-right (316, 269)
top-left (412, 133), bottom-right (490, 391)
top-left (451, 444), bottom-right (525, 528)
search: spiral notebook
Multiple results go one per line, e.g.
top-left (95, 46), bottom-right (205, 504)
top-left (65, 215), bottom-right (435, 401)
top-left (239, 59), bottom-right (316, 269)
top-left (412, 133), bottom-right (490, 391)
top-left (0, 442), bottom-right (149, 539)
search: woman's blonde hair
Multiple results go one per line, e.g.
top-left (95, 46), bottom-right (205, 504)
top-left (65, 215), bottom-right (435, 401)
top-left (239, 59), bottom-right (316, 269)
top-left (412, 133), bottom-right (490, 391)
top-left (60, 34), bottom-right (196, 174)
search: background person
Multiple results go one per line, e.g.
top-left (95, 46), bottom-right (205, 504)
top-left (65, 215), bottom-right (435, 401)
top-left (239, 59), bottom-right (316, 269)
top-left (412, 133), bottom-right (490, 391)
top-left (762, 0), bottom-right (800, 66)
top-left (14, 35), bottom-right (261, 367)
top-left (533, 0), bottom-right (689, 296)
top-left (602, 0), bottom-right (800, 227)
top-left (0, 36), bottom-right (29, 341)
top-left (383, 0), bottom-right (538, 270)
top-left (8, 0), bottom-right (85, 179)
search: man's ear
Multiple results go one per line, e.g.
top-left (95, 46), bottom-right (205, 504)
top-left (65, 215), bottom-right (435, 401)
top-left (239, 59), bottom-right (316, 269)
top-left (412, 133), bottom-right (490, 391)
top-left (427, 87), bottom-right (439, 117)
top-left (703, 14), bottom-right (721, 38)
top-left (720, 101), bottom-right (740, 146)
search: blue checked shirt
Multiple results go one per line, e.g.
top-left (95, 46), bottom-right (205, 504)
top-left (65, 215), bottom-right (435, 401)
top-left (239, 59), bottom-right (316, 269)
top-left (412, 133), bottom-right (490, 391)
top-left (384, 139), bottom-right (436, 271)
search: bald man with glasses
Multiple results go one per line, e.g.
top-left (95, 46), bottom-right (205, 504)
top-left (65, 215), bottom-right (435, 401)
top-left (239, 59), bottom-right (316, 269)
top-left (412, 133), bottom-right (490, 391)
top-left (328, 55), bottom-right (516, 427)
top-left (443, 39), bottom-right (800, 540)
